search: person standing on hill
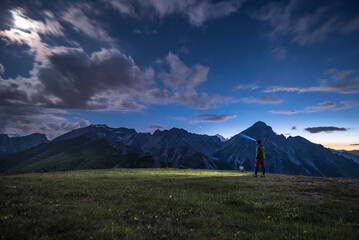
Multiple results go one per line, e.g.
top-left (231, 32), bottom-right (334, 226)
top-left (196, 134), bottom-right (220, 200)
top-left (254, 139), bottom-right (265, 177)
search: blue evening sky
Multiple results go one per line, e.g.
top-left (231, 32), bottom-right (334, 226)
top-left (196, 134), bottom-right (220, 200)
top-left (0, 0), bottom-right (358, 150)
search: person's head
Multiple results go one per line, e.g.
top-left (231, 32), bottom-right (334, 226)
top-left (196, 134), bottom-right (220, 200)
top-left (256, 140), bottom-right (262, 144)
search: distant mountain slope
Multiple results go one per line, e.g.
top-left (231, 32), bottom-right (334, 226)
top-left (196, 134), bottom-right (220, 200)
top-left (0, 136), bottom-right (158, 175)
top-left (332, 150), bottom-right (359, 165)
top-left (1, 122), bottom-right (358, 178)
top-left (0, 136), bottom-right (120, 174)
top-left (348, 150), bottom-right (359, 156)
top-left (55, 125), bottom-right (225, 169)
top-left (0, 133), bottom-right (48, 157)
top-left (217, 121), bottom-right (359, 178)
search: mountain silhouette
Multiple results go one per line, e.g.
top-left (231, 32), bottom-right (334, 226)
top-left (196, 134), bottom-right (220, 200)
top-left (1, 121), bottom-right (358, 178)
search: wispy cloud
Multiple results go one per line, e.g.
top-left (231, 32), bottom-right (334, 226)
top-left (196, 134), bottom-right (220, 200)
top-left (304, 101), bottom-right (335, 113)
top-left (235, 83), bottom-right (258, 90)
top-left (242, 96), bottom-right (282, 104)
top-left (271, 100), bottom-right (359, 115)
top-left (251, 0), bottom-right (359, 45)
top-left (103, 0), bottom-right (246, 27)
top-left (305, 126), bottom-right (347, 133)
top-left (144, 124), bottom-right (165, 130)
top-left (190, 113), bottom-right (236, 122)
top-left (171, 116), bottom-right (187, 121)
top-left (332, 70), bottom-right (356, 81)
top-left (0, 64), bottom-right (4, 74)
top-left (264, 76), bottom-right (359, 94)
top-left (350, 143), bottom-right (359, 146)
top-left (61, 6), bottom-right (115, 44)
top-left (269, 46), bottom-right (287, 60)
top-left (270, 109), bottom-right (299, 115)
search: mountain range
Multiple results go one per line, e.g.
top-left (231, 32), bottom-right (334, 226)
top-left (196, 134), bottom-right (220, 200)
top-left (0, 121), bottom-right (358, 178)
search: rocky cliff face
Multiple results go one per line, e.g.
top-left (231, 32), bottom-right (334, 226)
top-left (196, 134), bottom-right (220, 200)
top-left (0, 133), bottom-right (48, 157)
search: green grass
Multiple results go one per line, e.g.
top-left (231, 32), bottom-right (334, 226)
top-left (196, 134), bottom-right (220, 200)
top-left (1, 168), bottom-right (358, 239)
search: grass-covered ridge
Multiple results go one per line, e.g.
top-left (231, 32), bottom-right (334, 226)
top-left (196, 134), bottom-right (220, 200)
top-left (1, 168), bottom-right (358, 239)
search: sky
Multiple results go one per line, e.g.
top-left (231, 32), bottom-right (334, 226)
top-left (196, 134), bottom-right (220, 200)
top-left (0, 0), bottom-right (358, 150)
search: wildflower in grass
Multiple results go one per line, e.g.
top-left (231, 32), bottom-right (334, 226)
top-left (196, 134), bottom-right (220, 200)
top-left (147, 225), bottom-right (151, 229)
top-left (304, 230), bottom-right (308, 234)
top-left (134, 217), bottom-right (139, 221)
top-left (169, 195), bottom-right (173, 199)
top-left (1, 216), bottom-right (8, 221)
top-left (267, 216), bottom-right (271, 219)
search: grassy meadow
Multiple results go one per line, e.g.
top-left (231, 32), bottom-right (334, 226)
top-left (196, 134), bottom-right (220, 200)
top-left (0, 168), bottom-right (358, 239)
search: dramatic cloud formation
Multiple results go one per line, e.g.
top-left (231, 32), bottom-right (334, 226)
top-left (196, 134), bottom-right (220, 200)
top-left (305, 126), bottom-right (347, 133)
top-left (242, 96), bottom-right (282, 104)
top-left (37, 48), bottom-right (154, 110)
top-left (190, 113), bottom-right (236, 122)
top-left (0, 6), bottom-right (231, 137)
top-left (252, 0), bottom-right (359, 45)
top-left (0, 64), bottom-right (4, 74)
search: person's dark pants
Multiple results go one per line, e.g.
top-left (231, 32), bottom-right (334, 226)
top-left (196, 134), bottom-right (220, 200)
top-left (255, 158), bottom-right (265, 175)
top-left (255, 167), bottom-right (265, 175)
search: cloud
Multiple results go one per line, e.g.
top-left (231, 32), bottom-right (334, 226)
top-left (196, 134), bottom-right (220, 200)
top-left (61, 6), bottom-right (114, 43)
top-left (102, 0), bottom-right (245, 27)
top-left (305, 126), bottom-right (347, 133)
top-left (36, 48), bottom-right (154, 110)
top-left (271, 100), bottom-right (359, 115)
top-left (270, 109), bottom-right (299, 115)
top-left (324, 68), bottom-right (337, 75)
top-left (242, 96), bottom-right (282, 104)
top-left (263, 76), bottom-right (359, 94)
top-left (5, 118), bottom-right (90, 140)
top-left (159, 52), bottom-right (209, 89)
top-left (190, 113), bottom-right (236, 122)
top-left (332, 70), bottom-right (355, 81)
top-left (235, 83), bottom-right (258, 90)
top-left (171, 116), bottom-right (187, 121)
top-left (184, 0), bottom-right (244, 27)
top-left (144, 123), bottom-right (165, 130)
top-left (333, 101), bottom-right (359, 110)
top-left (0, 64), bottom-right (4, 74)
top-left (155, 53), bottom-right (232, 109)
top-left (350, 143), bottom-right (359, 146)
top-left (291, 126), bottom-right (297, 130)
top-left (102, 0), bottom-right (137, 17)
top-left (269, 46), bottom-right (287, 60)
top-left (251, 0), bottom-right (359, 45)
top-left (341, 16), bottom-right (359, 33)
top-left (304, 101), bottom-right (335, 113)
